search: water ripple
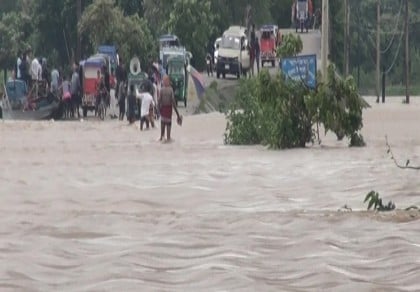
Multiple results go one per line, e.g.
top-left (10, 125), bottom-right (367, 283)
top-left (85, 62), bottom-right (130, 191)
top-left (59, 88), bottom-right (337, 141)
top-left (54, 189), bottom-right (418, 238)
top-left (1, 115), bottom-right (420, 291)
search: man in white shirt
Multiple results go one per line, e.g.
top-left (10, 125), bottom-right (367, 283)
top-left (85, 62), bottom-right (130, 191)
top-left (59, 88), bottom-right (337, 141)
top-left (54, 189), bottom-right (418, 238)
top-left (16, 52), bottom-right (22, 79)
top-left (30, 57), bottom-right (42, 96)
top-left (139, 85), bottom-right (155, 130)
top-left (51, 69), bottom-right (60, 94)
top-left (31, 57), bottom-right (42, 81)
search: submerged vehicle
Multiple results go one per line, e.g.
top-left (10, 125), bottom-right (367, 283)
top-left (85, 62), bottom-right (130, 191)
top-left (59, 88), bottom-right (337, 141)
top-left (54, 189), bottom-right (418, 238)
top-left (260, 24), bottom-right (279, 67)
top-left (216, 26), bottom-right (250, 79)
top-left (167, 55), bottom-right (188, 107)
top-left (1, 79), bottom-right (61, 120)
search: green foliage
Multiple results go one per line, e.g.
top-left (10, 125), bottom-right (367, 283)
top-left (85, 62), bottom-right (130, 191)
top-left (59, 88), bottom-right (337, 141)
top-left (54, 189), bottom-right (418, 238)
top-left (164, 0), bottom-right (215, 69)
top-left (225, 35), bottom-right (368, 149)
top-left (79, 0), bottom-right (156, 66)
top-left (0, 11), bottom-right (32, 69)
top-left (224, 77), bottom-right (262, 145)
top-left (31, 0), bottom-right (75, 65)
top-left (276, 33), bottom-right (303, 58)
top-left (315, 65), bottom-right (368, 146)
top-left (363, 190), bottom-right (419, 212)
top-left (364, 191), bottom-right (396, 211)
top-left (116, 0), bottom-right (144, 16)
top-left (1, 0), bottom-right (419, 93)
top-left (224, 69), bottom-right (316, 149)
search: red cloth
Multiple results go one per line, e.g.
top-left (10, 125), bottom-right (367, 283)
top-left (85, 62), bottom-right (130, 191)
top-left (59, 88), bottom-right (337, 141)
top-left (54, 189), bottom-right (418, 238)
top-left (160, 104), bottom-right (172, 122)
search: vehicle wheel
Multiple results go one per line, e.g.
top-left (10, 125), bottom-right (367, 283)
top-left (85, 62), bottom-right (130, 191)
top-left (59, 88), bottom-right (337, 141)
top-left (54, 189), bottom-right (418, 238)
top-left (83, 107), bottom-right (87, 118)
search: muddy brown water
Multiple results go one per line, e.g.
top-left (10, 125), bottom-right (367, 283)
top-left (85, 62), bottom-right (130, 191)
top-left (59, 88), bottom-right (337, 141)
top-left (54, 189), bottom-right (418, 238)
top-left (0, 97), bottom-right (419, 291)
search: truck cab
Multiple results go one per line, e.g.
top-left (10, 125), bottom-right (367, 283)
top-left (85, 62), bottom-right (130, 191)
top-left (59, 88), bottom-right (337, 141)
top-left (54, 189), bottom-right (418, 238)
top-left (216, 26), bottom-right (250, 79)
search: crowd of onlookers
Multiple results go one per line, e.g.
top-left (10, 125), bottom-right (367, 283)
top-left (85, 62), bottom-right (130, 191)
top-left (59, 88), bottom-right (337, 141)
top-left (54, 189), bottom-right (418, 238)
top-left (4, 47), bottom-right (183, 141)
top-left (10, 47), bottom-right (83, 116)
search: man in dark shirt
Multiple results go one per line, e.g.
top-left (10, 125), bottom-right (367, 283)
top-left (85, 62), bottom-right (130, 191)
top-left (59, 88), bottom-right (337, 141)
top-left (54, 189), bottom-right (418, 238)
top-left (127, 84), bottom-right (136, 124)
top-left (115, 57), bottom-right (125, 99)
top-left (102, 65), bottom-right (110, 107)
top-left (255, 37), bottom-right (260, 74)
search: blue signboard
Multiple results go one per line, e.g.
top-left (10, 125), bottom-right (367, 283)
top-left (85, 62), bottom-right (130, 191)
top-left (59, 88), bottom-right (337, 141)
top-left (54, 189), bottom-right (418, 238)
top-left (280, 54), bottom-right (317, 89)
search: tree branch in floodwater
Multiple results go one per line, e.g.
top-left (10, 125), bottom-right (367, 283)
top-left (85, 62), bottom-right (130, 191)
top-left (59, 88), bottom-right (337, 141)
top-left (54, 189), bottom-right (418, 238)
top-left (385, 135), bottom-right (420, 170)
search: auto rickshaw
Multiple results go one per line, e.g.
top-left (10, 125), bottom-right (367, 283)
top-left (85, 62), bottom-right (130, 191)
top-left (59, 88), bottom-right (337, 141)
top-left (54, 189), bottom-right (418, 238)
top-left (81, 55), bottom-right (108, 117)
top-left (167, 55), bottom-right (188, 107)
top-left (128, 56), bottom-right (149, 120)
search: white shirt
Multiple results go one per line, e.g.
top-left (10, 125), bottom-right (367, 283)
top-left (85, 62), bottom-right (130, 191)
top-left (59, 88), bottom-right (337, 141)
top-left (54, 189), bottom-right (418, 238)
top-left (152, 83), bottom-right (158, 105)
top-left (140, 92), bottom-right (154, 117)
top-left (16, 57), bottom-right (22, 79)
top-left (31, 58), bottom-right (42, 80)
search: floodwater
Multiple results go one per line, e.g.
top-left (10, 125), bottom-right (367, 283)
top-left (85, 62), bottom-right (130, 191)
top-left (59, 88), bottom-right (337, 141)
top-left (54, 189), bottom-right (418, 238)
top-left (0, 97), bottom-right (419, 291)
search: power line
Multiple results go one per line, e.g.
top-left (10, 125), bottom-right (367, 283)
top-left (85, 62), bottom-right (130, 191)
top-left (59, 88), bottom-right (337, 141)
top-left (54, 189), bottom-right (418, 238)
top-left (380, 0), bottom-right (403, 54)
top-left (383, 21), bottom-right (404, 75)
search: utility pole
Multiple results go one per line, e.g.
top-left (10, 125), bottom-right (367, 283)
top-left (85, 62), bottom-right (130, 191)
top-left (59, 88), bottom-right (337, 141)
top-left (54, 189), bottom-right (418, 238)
top-left (321, 0), bottom-right (329, 82)
top-left (405, 0), bottom-right (410, 104)
top-left (344, 0), bottom-right (350, 76)
top-left (76, 0), bottom-right (82, 63)
top-left (376, 0), bottom-right (381, 103)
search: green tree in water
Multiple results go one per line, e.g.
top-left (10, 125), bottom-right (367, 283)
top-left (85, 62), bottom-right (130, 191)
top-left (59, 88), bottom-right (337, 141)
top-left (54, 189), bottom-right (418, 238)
top-left (225, 34), bottom-right (368, 149)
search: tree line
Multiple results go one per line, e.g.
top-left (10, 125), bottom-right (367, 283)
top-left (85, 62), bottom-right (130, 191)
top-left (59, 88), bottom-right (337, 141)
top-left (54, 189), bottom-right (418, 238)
top-left (1, 0), bottom-right (419, 93)
top-left (0, 0), bottom-right (296, 74)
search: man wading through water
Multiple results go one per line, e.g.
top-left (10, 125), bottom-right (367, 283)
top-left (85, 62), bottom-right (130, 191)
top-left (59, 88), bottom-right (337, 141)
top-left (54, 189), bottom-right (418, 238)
top-left (158, 75), bottom-right (182, 142)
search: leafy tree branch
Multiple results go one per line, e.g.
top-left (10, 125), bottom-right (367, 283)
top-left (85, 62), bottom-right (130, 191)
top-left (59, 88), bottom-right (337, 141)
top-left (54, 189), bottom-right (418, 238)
top-left (385, 135), bottom-right (420, 170)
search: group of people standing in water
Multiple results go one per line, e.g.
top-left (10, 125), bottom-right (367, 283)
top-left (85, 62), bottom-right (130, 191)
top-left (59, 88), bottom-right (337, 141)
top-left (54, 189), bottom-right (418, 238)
top-left (115, 61), bottom-right (182, 142)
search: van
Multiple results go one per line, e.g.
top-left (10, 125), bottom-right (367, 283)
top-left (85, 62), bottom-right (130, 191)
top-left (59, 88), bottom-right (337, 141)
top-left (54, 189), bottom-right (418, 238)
top-left (216, 26), bottom-right (250, 79)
